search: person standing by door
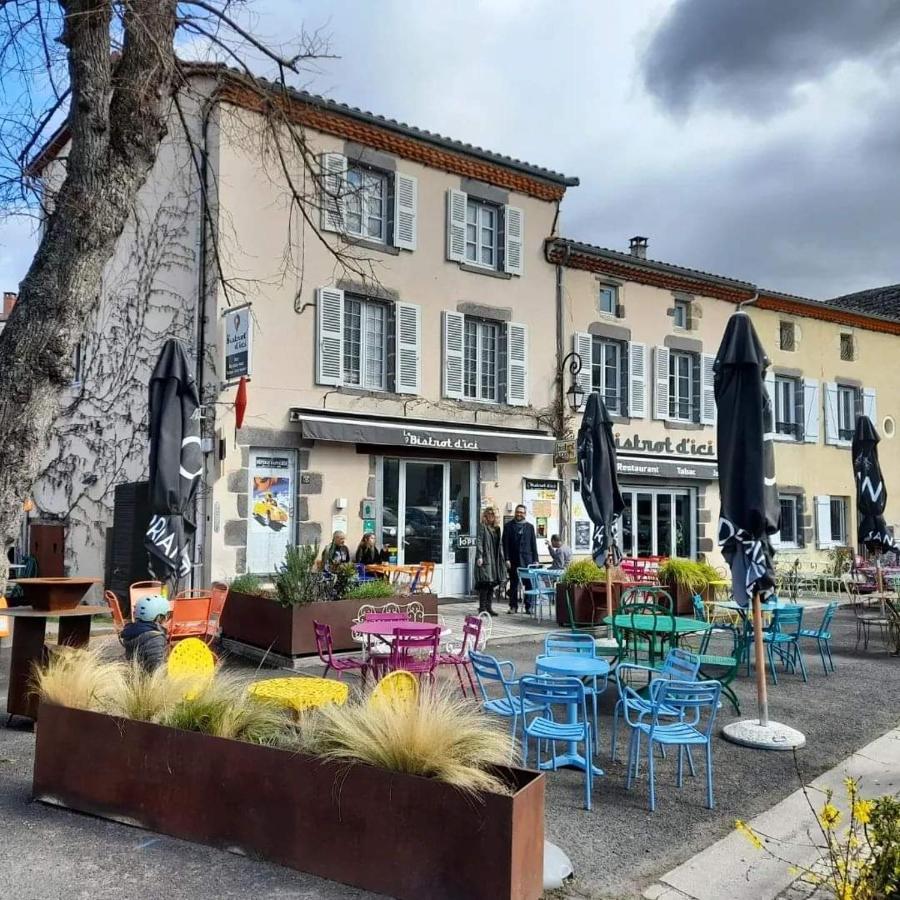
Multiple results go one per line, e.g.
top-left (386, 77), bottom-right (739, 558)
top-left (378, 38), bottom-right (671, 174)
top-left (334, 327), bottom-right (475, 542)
top-left (474, 507), bottom-right (503, 616)
top-left (503, 504), bottom-right (539, 614)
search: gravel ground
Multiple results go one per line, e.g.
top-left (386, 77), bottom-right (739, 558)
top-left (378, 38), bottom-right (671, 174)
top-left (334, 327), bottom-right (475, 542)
top-left (0, 605), bottom-right (897, 900)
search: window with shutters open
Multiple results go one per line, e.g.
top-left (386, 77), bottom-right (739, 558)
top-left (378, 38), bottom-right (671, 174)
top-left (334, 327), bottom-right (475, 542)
top-left (774, 375), bottom-right (802, 439)
top-left (669, 350), bottom-right (694, 422)
top-left (447, 313), bottom-right (527, 405)
top-left (446, 189), bottom-right (524, 276)
top-left (591, 338), bottom-right (622, 414)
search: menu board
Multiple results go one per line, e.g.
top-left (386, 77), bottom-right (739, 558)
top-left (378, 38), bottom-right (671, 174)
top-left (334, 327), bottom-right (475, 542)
top-left (522, 478), bottom-right (560, 554)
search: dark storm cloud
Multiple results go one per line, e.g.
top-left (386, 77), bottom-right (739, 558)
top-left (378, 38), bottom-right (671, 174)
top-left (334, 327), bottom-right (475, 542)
top-left (643, 0), bottom-right (900, 115)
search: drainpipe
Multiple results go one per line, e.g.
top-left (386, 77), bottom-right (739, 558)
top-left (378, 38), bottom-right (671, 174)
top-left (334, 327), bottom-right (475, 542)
top-left (555, 246), bottom-right (571, 544)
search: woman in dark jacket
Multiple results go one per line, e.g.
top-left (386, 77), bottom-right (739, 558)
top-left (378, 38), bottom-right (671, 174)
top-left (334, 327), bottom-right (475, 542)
top-left (474, 507), bottom-right (504, 616)
top-left (355, 532), bottom-right (381, 566)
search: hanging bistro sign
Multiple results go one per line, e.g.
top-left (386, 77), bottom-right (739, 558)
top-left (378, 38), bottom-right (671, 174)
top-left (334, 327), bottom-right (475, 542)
top-left (223, 305), bottom-right (253, 382)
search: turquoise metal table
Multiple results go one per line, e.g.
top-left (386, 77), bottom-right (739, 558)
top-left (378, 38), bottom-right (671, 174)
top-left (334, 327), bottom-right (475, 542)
top-left (534, 654), bottom-right (609, 776)
top-left (602, 614), bottom-right (713, 637)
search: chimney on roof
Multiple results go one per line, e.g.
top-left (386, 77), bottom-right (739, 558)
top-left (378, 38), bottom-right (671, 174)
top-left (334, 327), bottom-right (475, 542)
top-left (629, 236), bottom-right (648, 260)
top-left (2, 292), bottom-right (16, 319)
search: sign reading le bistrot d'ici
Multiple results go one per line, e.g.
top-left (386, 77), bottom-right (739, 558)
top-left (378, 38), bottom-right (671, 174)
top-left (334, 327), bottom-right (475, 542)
top-left (223, 305), bottom-right (253, 381)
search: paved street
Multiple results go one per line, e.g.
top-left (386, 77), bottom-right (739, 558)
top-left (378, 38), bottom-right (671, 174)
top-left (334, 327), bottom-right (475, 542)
top-left (1, 602), bottom-right (898, 899)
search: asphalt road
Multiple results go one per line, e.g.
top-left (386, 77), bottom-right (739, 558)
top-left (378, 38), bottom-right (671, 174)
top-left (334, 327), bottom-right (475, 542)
top-left (1, 605), bottom-right (897, 899)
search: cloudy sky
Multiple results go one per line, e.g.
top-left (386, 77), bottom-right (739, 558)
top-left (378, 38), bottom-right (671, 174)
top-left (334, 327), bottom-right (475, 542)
top-left (3, 0), bottom-right (900, 299)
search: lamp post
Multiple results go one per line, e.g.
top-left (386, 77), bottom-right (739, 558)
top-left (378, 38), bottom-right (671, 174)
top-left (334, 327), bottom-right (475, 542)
top-left (562, 351), bottom-right (585, 413)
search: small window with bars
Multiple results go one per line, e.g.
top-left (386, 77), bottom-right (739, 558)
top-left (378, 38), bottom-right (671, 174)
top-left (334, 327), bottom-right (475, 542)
top-left (840, 333), bottom-right (855, 362)
top-left (779, 321), bottom-right (796, 351)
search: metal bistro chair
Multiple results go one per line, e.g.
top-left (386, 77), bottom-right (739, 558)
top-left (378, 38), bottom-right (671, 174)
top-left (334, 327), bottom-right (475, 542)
top-left (167, 591), bottom-right (213, 646)
top-left (753, 605), bottom-right (808, 685)
top-left (438, 614), bottom-right (482, 697)
top-left (389, 624), bottom-right (441, 685)
top-left (543, 632), bottom-right (607, 741)
top-left (843, 577), bottom-right (891, 651)
top-left (623, 678), bottom-right (722, 812)
top-left (103, 590), bottom-right (129, 634)
top-left (519, 675), bottom-right (595, 811)
top-left (516, 567), bottom-right (555, 620)
top-left (313, 621), bottom-right (369, 683)
top-left (798, 601), bottom-right (838, 675)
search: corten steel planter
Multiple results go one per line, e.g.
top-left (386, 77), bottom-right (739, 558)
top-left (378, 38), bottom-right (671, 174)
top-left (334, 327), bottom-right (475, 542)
top-left (220, 592), bottom-right (438, 656)
top-left (556, 582), bottom-right (623, 627)
top-left (7, 577), bottom-right (100, 611)
top-left (662, 580), bottom-right (714, 615)
top-left (34, 704), bottom-right (544, 900)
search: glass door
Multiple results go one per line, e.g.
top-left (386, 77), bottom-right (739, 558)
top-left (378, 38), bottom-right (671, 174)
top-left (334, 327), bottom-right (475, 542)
top-left (402, 461), bottom-right (444, 565)
top-left (619, 487), bottom-right (696, 558)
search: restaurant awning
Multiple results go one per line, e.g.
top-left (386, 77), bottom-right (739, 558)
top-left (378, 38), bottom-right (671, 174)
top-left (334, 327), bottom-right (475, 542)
top-left (289, 409), bottom-right (556, 455)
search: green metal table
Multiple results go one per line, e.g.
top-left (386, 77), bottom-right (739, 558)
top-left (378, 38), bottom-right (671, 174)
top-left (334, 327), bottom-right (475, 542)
top-left (602, 614), bottom-right (713, 638)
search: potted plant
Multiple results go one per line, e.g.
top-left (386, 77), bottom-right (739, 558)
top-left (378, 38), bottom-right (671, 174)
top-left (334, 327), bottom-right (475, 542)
top-left (32, 652), bottom-right (544, 900)
top-left (220, 546), bottom-right (437, 658)
top-left (657, 557), bottom-right (720, 614)
top-left (555, 558), bottom-right (608, 627)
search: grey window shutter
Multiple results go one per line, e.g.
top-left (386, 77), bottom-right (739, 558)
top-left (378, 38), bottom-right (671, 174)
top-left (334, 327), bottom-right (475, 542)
top-left (815, 495), bottom-right (832, 548)
top-left (393, 173), bottom-right (417, 251)
top-left (506, 322), bottom-right (528, 406)
top-left (503, 205), bottom-right (524, 276)
top-left (618, 342), bottom-right (629, 415)
top-left (395, 302), bottom-right (421, 394)
top-left (319, 152), bottom-right (346, 233)
top-left (700, 353), bottom-right (716, 425)
top-left (803, 379), bottom-right (820, 443)
top-left (574, 332), bottom-right (593, 396)
top-left (653, 346), bottom-right (670, 421)
top-left (863, 387), bottom-right (876, 423)
top-left (446, 189), bottom-right (467, 262)
top-left (316, 286), bottom-right (344, 385)
top-left (797, 494), bottom-right (806, 548)
top-left (442, 310), bottom-right (465, 399)
top-left (628, 341), bottom-right (646, 418)
top-left (792, 380), bottom-right (804, 441)
top-left (691, 353), bottom-right (702, 423)
top-left (823, 382), bottom-right (839, 445)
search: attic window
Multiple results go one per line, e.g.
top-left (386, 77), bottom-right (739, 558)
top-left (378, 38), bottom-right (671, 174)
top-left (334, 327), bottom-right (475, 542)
top-left (840, 333), bottom-right (855, 362)
top-left (779, 321), bottom-right (796, 352)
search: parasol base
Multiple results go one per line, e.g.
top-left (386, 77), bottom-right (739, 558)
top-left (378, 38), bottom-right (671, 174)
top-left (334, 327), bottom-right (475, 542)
top-left (721, 719), bottom-right (806, 750)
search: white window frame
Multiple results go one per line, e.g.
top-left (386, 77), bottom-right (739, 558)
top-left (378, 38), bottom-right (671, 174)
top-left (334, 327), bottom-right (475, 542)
top-left (344, 164), bottom-right (388, 244)
top-left (598, 284), bottom-right (618, 316)
top-left (836, 384), bottom-right (857, 441)
top-left (673, 299), bottom-right (690, 329)
top-left (463, 318), bottom-right (500, 403)
top-left (464, 199), bottom-right (499, 270)
top-left (776, 494), bottom-right (800, 548)
top-left (668, 350), bottom-right (694, 422)
top-left (591, 338), bottom-right (622, 415)
top-left (774, 374), bottom-right (800, 439)
top-left (343, 296), bottom-right (388, 391)
top-left (830, 496), bottom-right (848, 545)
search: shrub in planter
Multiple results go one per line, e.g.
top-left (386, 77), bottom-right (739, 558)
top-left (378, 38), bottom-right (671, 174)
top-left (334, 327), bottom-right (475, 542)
top-left (556, 559), bottom-right (607, 627)
top-left (560, 558), bottom-right (605, 586)
top-left (345, 579), bottom-right (397, 601)
top-left (658, 558), bottom-right (720, 613)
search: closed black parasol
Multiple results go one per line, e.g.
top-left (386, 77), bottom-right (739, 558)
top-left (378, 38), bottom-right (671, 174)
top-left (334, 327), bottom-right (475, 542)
top-left (144, 339), bottom-right (202, 586)
top-left (714, 312), bottom-right (779, 606)
top-left (577, 391), bottom-right (625, 571)
top-left (853, 415), bottom-right (895, 555)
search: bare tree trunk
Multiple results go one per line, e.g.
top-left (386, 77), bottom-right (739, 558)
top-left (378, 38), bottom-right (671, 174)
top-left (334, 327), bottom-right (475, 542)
top-left (0, 0), bottom-right (177, 588)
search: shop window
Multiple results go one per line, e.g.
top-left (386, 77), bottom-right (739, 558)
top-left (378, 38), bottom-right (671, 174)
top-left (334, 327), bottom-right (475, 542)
top-left (779, 321), bottom-right (796, 351)
top-left (774, 375), bottom-right (801, 439)
top-left (591, 338), bottom-right (623, 414)
top-left (668, 350), bottom-right (694, 421)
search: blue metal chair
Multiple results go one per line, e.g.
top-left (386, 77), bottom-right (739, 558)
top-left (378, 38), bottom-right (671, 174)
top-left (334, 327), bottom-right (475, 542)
top-left (468, 651), bottom-right (545, 754)
top-left (798, 601), bottom-right (837, 675)
top-left (610, 648), bottom-right (700, 761)
top-left (543, 632), bottom-right (607, 741)
top-left (355, 564), bottom-right (376, 583)
top-left (692, 594), bottom-right (707, 622)
top-left (517, 567), bottom-right (556, 621)
top-left (519, 675), bottom-right (594, 810)
top-left (758, 605), bottom-right (808, 684)
top-left (623, 678), bottom-right (722, 811)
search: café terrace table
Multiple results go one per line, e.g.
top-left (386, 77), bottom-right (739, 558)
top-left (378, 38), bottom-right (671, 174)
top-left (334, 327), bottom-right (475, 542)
top-left (534, 654), bottom-right (609, 776)
top-left (4, 604), bottom-right (108, 723)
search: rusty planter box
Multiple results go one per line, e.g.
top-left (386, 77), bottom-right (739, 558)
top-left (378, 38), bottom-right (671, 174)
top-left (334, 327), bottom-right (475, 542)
top-left (34, 703), bottom-right (544, 900)
top-left (662, 580), bottom-right (714, 615)
top-left (219, 591), bottom-right (438, 656)
top-left (556, 582), bottom-right (624, 627)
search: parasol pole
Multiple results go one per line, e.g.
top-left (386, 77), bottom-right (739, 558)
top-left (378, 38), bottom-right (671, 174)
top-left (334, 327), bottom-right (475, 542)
top-left (605, 546), bottom-right (614, 622)
top-left (751, 592), bottom-right (769, 727)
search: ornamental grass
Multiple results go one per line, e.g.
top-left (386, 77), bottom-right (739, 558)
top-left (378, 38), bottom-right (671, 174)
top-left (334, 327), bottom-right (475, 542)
top-left (32, 648), bottom-right (127, 713)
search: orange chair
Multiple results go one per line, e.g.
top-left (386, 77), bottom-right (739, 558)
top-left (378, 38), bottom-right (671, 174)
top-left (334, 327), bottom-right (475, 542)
top-left (205, 582), bottom-right (229, 644)
top-left (412, 561), bottom-right (435, 594)
top-left (103, 590), bottom-right (128, 633)
top-left (167, 590), bottom-right (212, 645)
top-left (0, 597), bottom-right (9, 641)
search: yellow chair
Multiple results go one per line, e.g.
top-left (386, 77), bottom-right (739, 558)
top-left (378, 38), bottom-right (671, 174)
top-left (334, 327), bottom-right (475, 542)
top-left (368, 670), bottom-right (419, 711)
top-left (249, 676), bottom-right (348, 714)
top-left (167, 637), bottom-right (216, 680)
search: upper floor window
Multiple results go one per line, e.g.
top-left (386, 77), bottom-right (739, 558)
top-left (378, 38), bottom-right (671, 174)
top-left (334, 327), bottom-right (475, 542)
top-left (668, 350), bottom-right (694, 421)
top-left (815, 493), bottom-right (849, 547)
top-left (465, 200), bottom-right (498, 269)
top-left (344, 166), bottom-right (387, 243)
top-left (829, 496), bottom-right (848, 544)
top-left (840, 332), bottom-right (855, 362)
top-left (774, 374), bottom-right (801, 438)
top-left (672, 298), bottom-right (690, 329)
top-left (598, 284), bottom-right (618, 316)
top-left (344, 296), bottom-right (387, 390)
top-left (837, 384), bottom-right (857, 440)
top-left (779, 321), bottom-right (796, 351)
top-left (463, 318), bottom-right (500, 402)
top-left (591, 338), bottom-right (622, 414)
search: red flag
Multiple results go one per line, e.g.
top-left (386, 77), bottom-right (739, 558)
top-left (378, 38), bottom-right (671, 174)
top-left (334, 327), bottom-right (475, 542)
top-left (235, 376), bottom-right (248, 429)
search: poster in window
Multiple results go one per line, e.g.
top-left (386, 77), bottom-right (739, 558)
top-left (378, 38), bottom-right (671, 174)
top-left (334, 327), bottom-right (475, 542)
top-left (522, 478), bottom-right (560, 558)
top-left (571, 479), bottom-right (592, 553)
top-left (247, 449), bottom-right (296, 573)
top-left (223, 305), bottom-right (252, 381)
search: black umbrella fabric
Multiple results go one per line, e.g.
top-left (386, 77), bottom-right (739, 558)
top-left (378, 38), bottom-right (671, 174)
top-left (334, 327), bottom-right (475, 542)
top-left (577, 392), bottom-right (625, 567)
top-left (714, 312), bottom-right (779, 606)
top-left (144, 339), bottom-right (202, 585)
top-left (852, 415), bottom-right (895, 553)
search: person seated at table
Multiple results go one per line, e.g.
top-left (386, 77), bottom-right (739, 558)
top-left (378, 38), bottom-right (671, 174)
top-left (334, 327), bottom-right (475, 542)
top-left (547, 534), bottom-right (572, 570)
top-left (321, 531), bottom-right (351, 570)
top-left (120, 595), bottom-right (170, 672)
top-left (355, 532), bottom-right (381, 566)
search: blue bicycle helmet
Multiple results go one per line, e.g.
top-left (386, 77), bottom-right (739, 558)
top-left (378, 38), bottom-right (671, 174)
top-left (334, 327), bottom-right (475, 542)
top-left (134, 595), bottom-right (170, 622)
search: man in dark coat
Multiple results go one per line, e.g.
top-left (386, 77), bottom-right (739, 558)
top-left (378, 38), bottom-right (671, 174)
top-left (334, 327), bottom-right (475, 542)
top-left (503, 504), bottom-right (539, 614)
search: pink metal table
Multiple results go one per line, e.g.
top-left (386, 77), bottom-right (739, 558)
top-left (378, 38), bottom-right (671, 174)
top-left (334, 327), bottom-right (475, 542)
top-left (351, 621), bottom-right (450, 639)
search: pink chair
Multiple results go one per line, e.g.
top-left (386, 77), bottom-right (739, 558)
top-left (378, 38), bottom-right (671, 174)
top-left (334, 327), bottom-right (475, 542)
top-left (362, 612), bottom-right (411, 679)
top-left (389, 625), bottom-right (441, 686)
top-left (438, 615), bottom-right (482, 697)
top-left (314, 621), bottom-right (369, 683)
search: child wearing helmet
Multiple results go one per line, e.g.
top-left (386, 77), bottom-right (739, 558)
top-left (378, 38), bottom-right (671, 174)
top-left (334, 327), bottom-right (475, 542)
top-left (119, 594), bottom-right (170, 672)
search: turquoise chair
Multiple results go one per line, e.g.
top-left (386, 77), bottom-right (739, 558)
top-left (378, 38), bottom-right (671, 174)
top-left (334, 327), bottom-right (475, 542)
top-left (623, 678), bottom-right (722, 811)
top-left (798, 601), bottom-right (837, 675)
top-left (519, 675), bottom-right (594, 810)
top-left (543, 632), bottom-right (607, 740)
top-left (517, 567), bottom-right (556, 621)
top-left (756, 605), bottom-right (808, 684)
